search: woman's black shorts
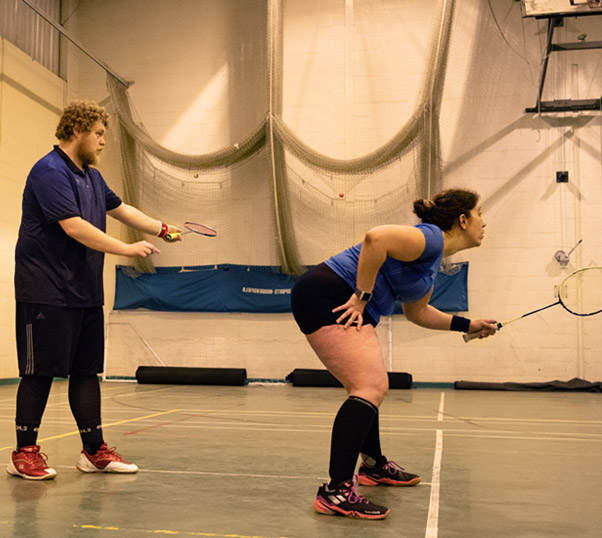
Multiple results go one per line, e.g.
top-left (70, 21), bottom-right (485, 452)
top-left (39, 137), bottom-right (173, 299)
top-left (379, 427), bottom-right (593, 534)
top-left (290, 263), bottom-right (377, 334)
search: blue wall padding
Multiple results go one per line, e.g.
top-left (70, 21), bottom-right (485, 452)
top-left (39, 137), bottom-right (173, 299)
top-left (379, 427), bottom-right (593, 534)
top-left (113, 263), bottom-right (468, 314)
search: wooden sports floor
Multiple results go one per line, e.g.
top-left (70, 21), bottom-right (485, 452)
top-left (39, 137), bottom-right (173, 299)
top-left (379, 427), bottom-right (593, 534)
top-left (1, 382), bottom-right (601, 538)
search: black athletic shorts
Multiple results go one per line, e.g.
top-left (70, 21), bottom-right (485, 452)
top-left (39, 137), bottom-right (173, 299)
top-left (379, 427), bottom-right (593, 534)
top-left (16, 302), bottom-right (104, 377)
top-left (291, 263), bottom-right (377, 334)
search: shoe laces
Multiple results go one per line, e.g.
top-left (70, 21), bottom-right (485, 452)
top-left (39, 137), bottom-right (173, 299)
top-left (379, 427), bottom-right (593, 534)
top-left (384, 460), bottom-right (405, 476)
top-left (97, 446), bottom-right (123, 460)
top-left (342, 477), bottom-right (369, 505)
top-left (18, 448), bottom-right (49, 468)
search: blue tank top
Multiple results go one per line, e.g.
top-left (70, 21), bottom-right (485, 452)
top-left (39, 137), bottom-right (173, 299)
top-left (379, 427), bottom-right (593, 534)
top-left (324, 223), bottom-right (444, 324)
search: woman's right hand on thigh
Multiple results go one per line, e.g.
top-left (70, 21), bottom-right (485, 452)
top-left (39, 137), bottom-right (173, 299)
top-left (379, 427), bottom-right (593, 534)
top-left (332, 294), bottom-right (366, 331)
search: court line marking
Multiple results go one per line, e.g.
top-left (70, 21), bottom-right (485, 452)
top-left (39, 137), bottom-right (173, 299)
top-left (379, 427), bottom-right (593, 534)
top-left (50, 463), bottom-right (435, 484)
top-left (437, 392), bottom-right (445, 422)
top-left (0, 409), bottom-right (182, 452)
top-left (72, 524), bottom-right (296, 538)
top-left (99, 419), bottom-right (602, 440)
top-left (8, 386), bottom-right (183, 411)
top-left (425, 429), bottom-right (443, 538)
top-left (3, 408), bottom-right (602, 430)
top-left (58, 466), bottom-right (329, 481)
top-left (1, 416), bottom-right (601, 443)
top-left (3, 417), bottom-right (600, 443)
top-left (116, 423), bottom-right (419, 436)
top-left (443, 432), bottom-right (602, 442)
top-left (4, 399), bottom-right (602, 427)
top-left (101, 408), bottom-right (602, 426)
top-left (432, 416), bottom-right (602, 425)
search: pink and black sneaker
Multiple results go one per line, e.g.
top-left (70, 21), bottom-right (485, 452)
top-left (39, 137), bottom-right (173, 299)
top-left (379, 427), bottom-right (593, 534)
top-left (358, 458), bottom-right (421, 486)
top-left (313, 477), bottom-right (390, 519)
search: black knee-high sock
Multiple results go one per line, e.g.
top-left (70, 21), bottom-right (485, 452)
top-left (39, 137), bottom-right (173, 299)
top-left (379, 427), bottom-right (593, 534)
top-left (68, 375), bottom-right (104, 454)
top-left (360, 409), bottom-right (386, 467)
top-left (328, 396), bottom-right (378, 488)
top-left (15, 375), bottom-right (53, 450)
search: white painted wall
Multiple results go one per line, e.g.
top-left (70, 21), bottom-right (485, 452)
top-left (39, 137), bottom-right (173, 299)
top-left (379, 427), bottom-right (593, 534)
top-left (0, 39), bottom-right (65, 379)
top-left (1, 0), bottom-right (601, 383)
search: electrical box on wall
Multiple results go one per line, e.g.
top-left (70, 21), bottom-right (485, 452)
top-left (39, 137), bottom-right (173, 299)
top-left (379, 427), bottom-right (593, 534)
top-left (556, 171), bottom-right (569, 183)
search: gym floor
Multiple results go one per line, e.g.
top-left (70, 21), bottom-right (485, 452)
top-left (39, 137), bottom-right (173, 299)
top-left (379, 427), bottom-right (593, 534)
top-left (0, 381), bottom-right (601, 538)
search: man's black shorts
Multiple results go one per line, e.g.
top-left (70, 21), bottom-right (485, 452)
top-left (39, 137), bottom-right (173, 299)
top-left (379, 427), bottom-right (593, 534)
top-left (290, 263), bottom-right (377, 334)
top-left (16, 302), bottom-right (104, 377)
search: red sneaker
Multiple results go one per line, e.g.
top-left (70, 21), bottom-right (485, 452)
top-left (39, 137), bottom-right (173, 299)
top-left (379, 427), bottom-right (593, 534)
top-left (6, 445), bottom-right (57, 480)
top-left (76, 443), bottom-right (138, 473)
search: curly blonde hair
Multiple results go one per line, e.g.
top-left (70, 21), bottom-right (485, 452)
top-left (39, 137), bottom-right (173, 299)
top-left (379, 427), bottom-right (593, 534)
top-left (55, 100), bottom-right (110, 141)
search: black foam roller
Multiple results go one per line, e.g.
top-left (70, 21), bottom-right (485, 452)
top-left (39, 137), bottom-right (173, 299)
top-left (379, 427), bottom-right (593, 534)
top-left (136, 366), bottom-right (247, 386)
top-left (286, 368), bottom-right (413, 389)
top-left (387, 372), bottom-right (413, 389)
top-left (286, 368), bottom-right (342, 387)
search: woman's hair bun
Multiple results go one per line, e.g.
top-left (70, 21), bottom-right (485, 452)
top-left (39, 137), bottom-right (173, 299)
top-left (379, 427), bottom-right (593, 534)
top-left (413, 199), bottom-right (435, 219)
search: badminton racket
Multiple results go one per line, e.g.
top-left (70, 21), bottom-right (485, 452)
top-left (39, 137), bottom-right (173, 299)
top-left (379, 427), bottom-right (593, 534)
top-left (164, 222), bottom-right (217, 242)
top-left (463, 266), bottom-right (602, 342)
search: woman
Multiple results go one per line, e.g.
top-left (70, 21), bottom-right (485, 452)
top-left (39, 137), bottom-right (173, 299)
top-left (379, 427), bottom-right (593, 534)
top-left (291, 188), bottom-right (497, 520)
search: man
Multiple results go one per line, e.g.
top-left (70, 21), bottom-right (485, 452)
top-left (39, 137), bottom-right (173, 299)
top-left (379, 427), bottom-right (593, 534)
top-left (7, 100), bottom-right (180, 480)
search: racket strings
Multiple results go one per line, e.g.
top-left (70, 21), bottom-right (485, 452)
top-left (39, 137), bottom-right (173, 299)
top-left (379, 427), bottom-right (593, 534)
top-left (559, 267), bottom-right (602, 316)
top-left (184, 222), bottom-right (218, 237)
top-left (465, 266), bottom-right (602, 343)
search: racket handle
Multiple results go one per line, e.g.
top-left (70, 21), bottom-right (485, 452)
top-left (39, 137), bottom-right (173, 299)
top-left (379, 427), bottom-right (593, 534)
top-left (163, 232), bottom-right (181, 242)
top-left (462, 332), bottom-right (480, 343)
top-left (463, 322), bottom-right (503, 342)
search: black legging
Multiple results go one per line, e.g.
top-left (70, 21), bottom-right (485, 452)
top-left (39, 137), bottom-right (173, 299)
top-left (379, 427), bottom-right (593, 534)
top-left (15, 375), bottom-right (53, 448)
top-left (15, 374), bottom-right (103, 450)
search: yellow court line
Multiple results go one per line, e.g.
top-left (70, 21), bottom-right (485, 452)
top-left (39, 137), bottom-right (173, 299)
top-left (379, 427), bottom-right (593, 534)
top-left (0, 409), bottom-right (182, 452)
top-left (73, 524), bottom-right (296, 538)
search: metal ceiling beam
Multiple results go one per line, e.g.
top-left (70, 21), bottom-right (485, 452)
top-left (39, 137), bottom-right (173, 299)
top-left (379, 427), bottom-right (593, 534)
top-left (20, 0), bottom-right (131, 88)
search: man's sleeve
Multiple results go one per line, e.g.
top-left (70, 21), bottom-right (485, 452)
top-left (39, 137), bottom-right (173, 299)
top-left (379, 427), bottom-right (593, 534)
top-left (105, 184), bottom-right (122, 211)
top-left (30, 166), bottom-right (81, 223)
top-left (96, 170), bottom-right (122, 211)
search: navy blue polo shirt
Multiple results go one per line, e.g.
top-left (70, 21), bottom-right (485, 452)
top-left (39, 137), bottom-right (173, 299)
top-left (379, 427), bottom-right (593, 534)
top-left (15, 146), bottom-right (122, 307)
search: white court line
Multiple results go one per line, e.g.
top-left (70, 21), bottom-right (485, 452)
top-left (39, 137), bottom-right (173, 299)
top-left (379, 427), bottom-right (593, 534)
top-left (4, 404), bottom-right (602, 429)
top-left (2, 414), bottom-right (600, 440)
top-left (117, 422), bottom-right (602, 440)
top-left (425, 429), bottom-right (443, 538)
top-left (54, 463), bottom-right (433, 483)
top-left (5, 389), bottom-right (602, 426)
top-left (426, 392), bottom-right (444, 538)
top-left (438, 416), bottom-right (602, 425)
top-left (98, 405), bottom-right (602, 426)
top-left (53, 465), bottom-right (326, 481)
top-left (443, 432), bottom-right (602, 443)
top-left (2, 416), bottom-right (599, 444)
